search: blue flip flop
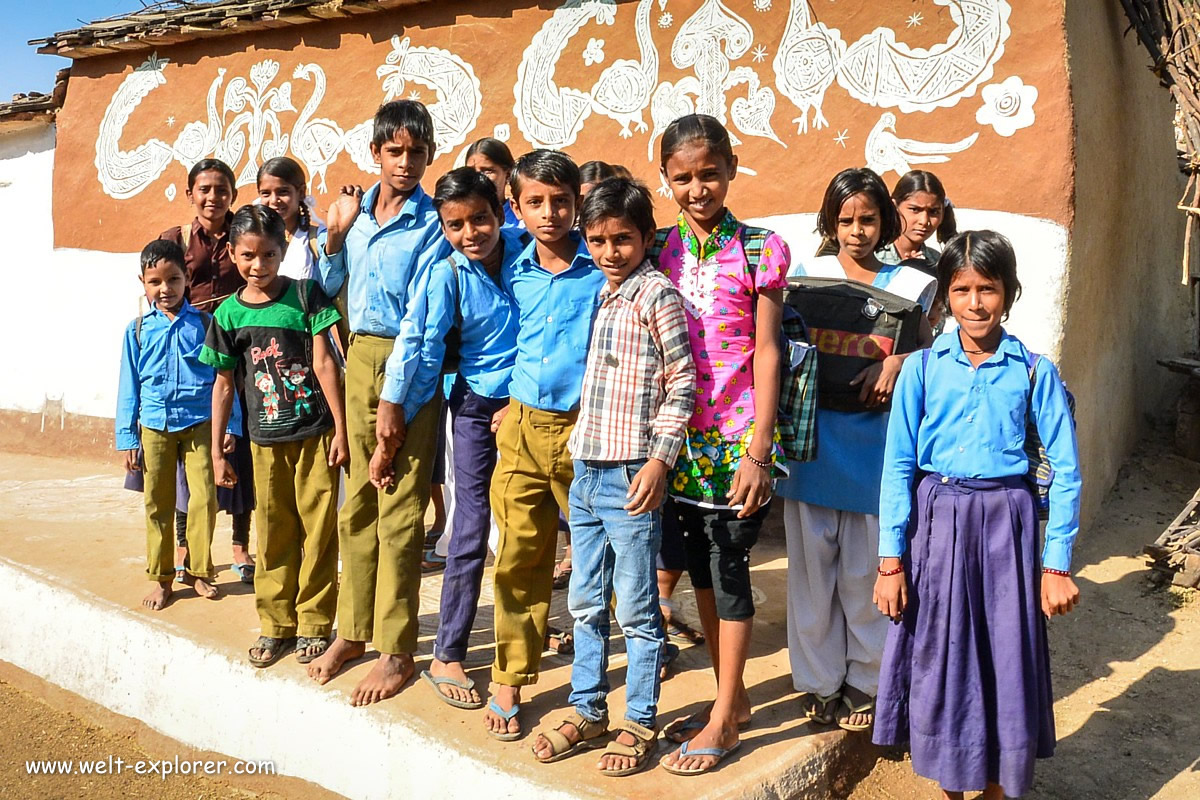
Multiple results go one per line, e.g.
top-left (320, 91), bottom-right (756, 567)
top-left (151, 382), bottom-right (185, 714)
top-left (421, 670), bottom-right (485, 710)
top-left (661, 739), bottom-right (743, 776)
top-left (231, 562), bottom-right (255, 584)
top-left (486, 699), bottom-right (522, 741)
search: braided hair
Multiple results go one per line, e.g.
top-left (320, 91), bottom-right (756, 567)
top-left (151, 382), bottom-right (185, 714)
top-left (257, 157), bottom-right (311, 231)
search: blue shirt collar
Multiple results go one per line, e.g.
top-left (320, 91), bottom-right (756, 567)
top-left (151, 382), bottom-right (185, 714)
top-left (362, 182), bottom-right (426, 226)
top-left (932, 327), bottom-right (1024, 365)
top-left (513, 230), bottom-right (592, 275)
top-left (146, 299), bottom-right (199, 321)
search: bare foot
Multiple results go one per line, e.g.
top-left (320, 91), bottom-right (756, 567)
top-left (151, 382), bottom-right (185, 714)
top-left (351, 652), bottom-right (413, 706)
top-left (142, 581), bottom-right (173, 611)
top-left (837, 685), bottom-right (874, 730)
top-left (485, 684), bottom-right (521, 738)
top-left (307, 637), bottom-right (366, 684)
top-left (183, 574), bottom-right (219, 599)
top-left (664, 694), bottom-right (751, 744)
top-left (430, 658), bottom-right (481, 706)
top-left (231, 542), bottom-right (254, 567)
top-left (661, 718), bottom-right (739, 772)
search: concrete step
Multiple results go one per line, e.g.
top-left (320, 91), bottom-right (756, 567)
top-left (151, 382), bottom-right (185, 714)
top-left (0, 452), bottom-right (870, 799)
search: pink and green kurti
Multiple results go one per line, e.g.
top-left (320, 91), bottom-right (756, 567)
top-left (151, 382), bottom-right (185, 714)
top-left (655, 211), bottom-right (790, 507)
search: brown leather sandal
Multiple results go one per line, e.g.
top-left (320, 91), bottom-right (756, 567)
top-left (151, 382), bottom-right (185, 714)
top-left (532, 711), bottom-right (610, 763)
top-left (599, 719), bottom-right (658, 777)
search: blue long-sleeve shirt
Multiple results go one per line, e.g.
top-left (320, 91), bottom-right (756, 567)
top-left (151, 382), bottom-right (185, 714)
top-left (398, 227), bottom-right (526, 419)
top-left (504, 232), bottom-right (605, 413)
top-left (315, 183), bottom-right (451, 406)
top-left (878, 330), bottom-right (1081, 572)
top-left (115, 301), bottom-right (242, 450)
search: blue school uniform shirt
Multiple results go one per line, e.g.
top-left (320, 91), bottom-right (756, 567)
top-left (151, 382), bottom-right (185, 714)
top-left (315, 183), bottom-right (451, 406)
top-left (502, 203), bottom-right (525, 232)
top-left (115, 301), bottom-right (242, 451)
top-left (776, 255), bottom-right (936, 514)
top-left (505, 232), bottom-right (604, 412)
top-left (878, 330), bottom-right (1081, 572)
top-left (395, 227), bottom-right (525, 420)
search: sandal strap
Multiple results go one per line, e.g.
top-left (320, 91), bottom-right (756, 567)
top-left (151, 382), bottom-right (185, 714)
top-left (612, 719), bottom-right (655, 742)
top-left (841, 694), bottom-right (875, 714)
top-left (562, 711), bottom-right (609, 740)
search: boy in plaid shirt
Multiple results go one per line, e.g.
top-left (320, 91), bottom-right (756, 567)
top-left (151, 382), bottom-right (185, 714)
top-left (530, 178), bottom-right (695, 775)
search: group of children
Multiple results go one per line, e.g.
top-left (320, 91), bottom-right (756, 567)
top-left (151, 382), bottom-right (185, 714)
top-left (116, 99), bottom-right (1082, 796)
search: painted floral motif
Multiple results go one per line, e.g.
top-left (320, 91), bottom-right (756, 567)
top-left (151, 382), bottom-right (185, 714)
top-left (976, 75), bottom-right (1038, 137)
top-left (583, 38), bottom-right (606, 66)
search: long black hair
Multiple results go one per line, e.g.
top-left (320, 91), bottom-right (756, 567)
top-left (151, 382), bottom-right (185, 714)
top-left (257, 156), bottom-right (311, 230)
top-left (659, 114), bottom-right (734, 170)
top-left (892, 170), bottom-right (957, 243)
top-left (936, 230), bottom-right (1022, 317)
top-left (816, 167), bottom-right (901, 254)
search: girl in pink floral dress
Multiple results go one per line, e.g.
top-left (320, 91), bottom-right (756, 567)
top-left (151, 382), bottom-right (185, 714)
top-left (652, 114), bottom-right (790, 776)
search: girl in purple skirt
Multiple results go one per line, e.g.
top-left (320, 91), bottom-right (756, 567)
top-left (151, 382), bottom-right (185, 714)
top-left (872, 230), bottom-right (1082, 799)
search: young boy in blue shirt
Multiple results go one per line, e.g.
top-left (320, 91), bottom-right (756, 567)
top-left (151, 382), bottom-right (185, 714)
top-left (116, 239), bottom-right (239, 610)
top-left (309, 100), bottom-right (451, 705)
top-left (483, 150), bottom-right (606, 741)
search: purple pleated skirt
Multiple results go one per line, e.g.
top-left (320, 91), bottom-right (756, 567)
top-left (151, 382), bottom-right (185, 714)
top-left (873, 473), bottom-right (1055, 797)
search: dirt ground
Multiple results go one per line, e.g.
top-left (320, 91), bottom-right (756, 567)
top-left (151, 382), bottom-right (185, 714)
top-left (849, 421), bottom-right (1200, 799)
top-left (1, 421), bottom-right (1198, 799)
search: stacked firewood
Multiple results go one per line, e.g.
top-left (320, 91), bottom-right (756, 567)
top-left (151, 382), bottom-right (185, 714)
top-left (1145, 488), bottom-right (1200, 588)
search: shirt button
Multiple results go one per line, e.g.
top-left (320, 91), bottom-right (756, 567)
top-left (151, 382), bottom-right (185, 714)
top-left (958, 446), bottom-right (965, 453)
top-left (967, 415), bottom-right (974, 422)
top-left (941, 476), bottom-right (949, 484)
top-left (543, 357), bottom-right (549, 363)
top-left (546, 315), bottom-right (553, 322)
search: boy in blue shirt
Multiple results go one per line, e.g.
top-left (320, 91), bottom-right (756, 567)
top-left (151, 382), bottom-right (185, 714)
top-left (117, 239), bottom-right (239, 610)
top-left (483, 150), bottom-right (606, 741)
top-left (309, 100), bottom-right (451, 705)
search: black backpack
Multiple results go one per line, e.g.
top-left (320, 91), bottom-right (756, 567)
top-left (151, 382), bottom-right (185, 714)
top-left (783, 276), bottom-right (923, 412)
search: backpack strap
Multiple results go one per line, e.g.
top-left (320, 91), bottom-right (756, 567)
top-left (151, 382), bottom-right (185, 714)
top-left (180, 220), bottom-right (192, 251)
top-left (306, 223), bottom-right (320, 266)
top-left (448, 256), bottom-right (463, 330)
top-left (648, 227), bottom-right (672, 263)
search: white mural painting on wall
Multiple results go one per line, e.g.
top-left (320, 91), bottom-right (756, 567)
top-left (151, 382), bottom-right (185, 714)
top-left (96, 35), bottom-right (482, 197)
top-left (976, 75), bottom-right (1038, 136)
top-left (865, 112), bottom-right (978, 178)
top-left (95, 1), bottom-right (1024, 199)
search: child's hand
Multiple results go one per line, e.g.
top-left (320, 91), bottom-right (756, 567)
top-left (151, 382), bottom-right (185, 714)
top-left (727, 456), bottom-right (773, 518)
top-left (123, 450), bottom-right (140, 472)
top-left (368, 442), bottom-right (396, 489)
top-left (222, 433), bottom-right (237, 455)
top-left (850, 354), bottom-right (904, 408)
top-left (490, 404), bottom-right (511, 433)
top-left (326, 187), bottom-right (363, 237)
top-left (873, 559), bottom-right (908, 621)
top-left (625, 459), bottom-right (668, 516)
top-left (214, 454), bottom-right (238, 489)
top-left (1041, 573), bottom-right (1080, 618)
top-left (328, 431), bottom-right (350, 469)
top-left (376, 400), bottom-right (407, 451)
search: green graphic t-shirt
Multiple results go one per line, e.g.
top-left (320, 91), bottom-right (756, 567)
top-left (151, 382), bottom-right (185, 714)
top-left (200, 277), bottom-right (340, 444)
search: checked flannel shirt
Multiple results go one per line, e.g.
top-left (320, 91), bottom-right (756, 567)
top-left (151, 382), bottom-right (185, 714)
top-left (568, 260), bottom-right (696, 465)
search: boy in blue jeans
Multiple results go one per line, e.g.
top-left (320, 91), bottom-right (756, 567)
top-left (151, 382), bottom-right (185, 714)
top-left (530, 178), bottom-right (695, 775)
top-left (117, 239), bottom-right (240, 610)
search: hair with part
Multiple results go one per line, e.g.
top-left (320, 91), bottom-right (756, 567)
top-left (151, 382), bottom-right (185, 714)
top-left (372, 99), bottom-right (437, 153)
top-left (229, 204), bottom-right (287, 250)
top-left (579, 177), bottom-right (656, 238)
top-left (465, 137), bottom-right (516, 171)
top-left (257, 156), bottom-right (312, 230)
top-left (434, 166), bottom-right (502, 218)
top-left (936, 230), bottom-right (1022, 317)
top-left (140, 238), bottom-right (186, 274)
top-left (659, 114), bottom-right (734, 170)
top-left (891, 169), bottom-right (957, 243)
top-left (579, 160), bottom-right (618, 187)
top-left (816, 167), bottom-right (901, 252)
top-left (187, 158), bottom-right (235, 192)
top-left (509, 149), bottom-right (581, 199)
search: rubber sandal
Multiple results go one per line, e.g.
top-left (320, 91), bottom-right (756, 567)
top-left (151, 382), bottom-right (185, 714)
top-left (836, 692), bottom-right (875, 732)
top-left (421, 549), bottom-right (447, 573)
top-left (230, 562), bottom-right (255, 584)
top-left (421, 670), bottom-right (485, 710)
top-left (661, 739), bottom-right (743, 776)
top-left (532, 711), bottom-right (609, 763)
top-left (294, 636), bottom-right (330, 665)
top-left (801, 691), bottom-right (841, 726)
top-left (424, 528), bottom-right (443, 549)
top-left (544, 627), bottom-right (574, 656)
top-left (663, 712), bottom-right (750, 744)
top-left (173, 566), bottom-right (187, 585)
top-left (551, 563), bottom-right (573, 590)
top-left (598, 720), bottom-right (657, 777)
top-left (247, 636), bottom-right (296, 668)
top-left (486, 699), bottom-right (522, 742)
top-left (664, 618), bottom-right (706, 646)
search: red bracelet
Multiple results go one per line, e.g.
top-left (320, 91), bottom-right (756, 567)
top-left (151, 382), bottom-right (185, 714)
top-left (877, 565), bottom-right (904, 577)
top-left (1042, 567), bottom-right (1070, 577)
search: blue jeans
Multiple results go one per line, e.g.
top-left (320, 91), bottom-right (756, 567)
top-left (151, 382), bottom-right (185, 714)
top-left (567, 459), bottom-right (665, 728)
